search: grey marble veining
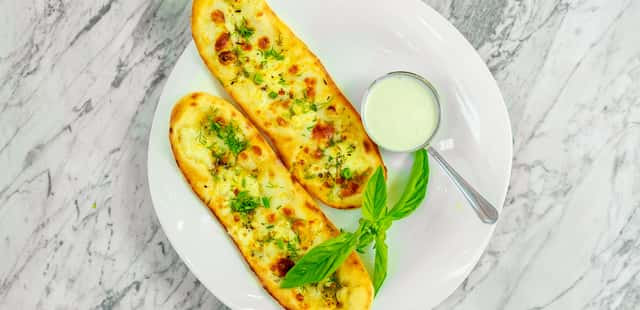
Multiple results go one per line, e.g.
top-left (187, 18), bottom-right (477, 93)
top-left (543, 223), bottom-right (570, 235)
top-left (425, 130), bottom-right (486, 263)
top-left (1, 0), bottom-right (639, 309)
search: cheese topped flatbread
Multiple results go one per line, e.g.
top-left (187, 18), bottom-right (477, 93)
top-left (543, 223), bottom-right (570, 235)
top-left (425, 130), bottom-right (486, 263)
top-left (169, 93), bottom-right (373, 309)
top-left (192, 0), bottom-right (385, 208)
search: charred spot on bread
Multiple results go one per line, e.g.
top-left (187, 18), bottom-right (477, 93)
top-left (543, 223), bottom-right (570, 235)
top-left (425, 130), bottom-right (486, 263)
top-left (311, 122), bottom-right (334, 140)
top-left (363, 140), bottom-right (372, 153)
top-left (276, 117), bottom-right (287, 126)
top-left (282, 207), bottom-right (293, 217)
top-left (267, 213), bottom-right (276, 223)
top-left (273, 257), bottom-right (295, 277)
top-left (210, 9), bottom-right (225, 23)
top-left (218, 51), bottom-right (236, 65)
top-left (258, 36), bottom-right (270, 49)
top-left (306, 86), bottom-right (316, 98)
top-left (251, 145), bottom-right (262, 156)
top-left (240, 41), bottom-right (253, 51)
top-left (288, 65), bottom-right (299, 74)
top-left (340, 181), bottom-right (360, 197)
top-left (215, 32), bottom-right (230, 51)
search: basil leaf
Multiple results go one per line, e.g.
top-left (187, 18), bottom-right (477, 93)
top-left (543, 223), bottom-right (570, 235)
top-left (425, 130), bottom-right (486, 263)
top-left (281, 232), bottom-right (357, 288)
top-left (387, 150), bottom-right (429, 220)
top-left (362, 166), bottom-right (387, 222)
top-left (373, 231), bottom-right (388, 294)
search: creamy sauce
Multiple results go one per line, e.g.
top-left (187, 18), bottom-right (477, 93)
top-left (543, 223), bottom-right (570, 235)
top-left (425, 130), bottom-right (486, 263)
top-left (363, 74), bottom-right (439, 151)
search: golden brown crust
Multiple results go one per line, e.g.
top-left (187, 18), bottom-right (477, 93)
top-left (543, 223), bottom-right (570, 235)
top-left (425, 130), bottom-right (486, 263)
top-left (192, 0), bottom-right (385, 209)
top-left (169, 92), bottom-right (372, 309)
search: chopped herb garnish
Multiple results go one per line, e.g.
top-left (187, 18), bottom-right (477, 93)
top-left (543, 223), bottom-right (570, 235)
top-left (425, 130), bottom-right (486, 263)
top-left (291, 97), bottom-right (318, 114)
top-left (201, 114), bottom-right (250, 157)
top-left (235, 18), bottom-right (255, 39)
top-left (278, 74), bottom-right (286, 85)
top-left (263, 47), bottom-right (285, 61)
top-left (275, 239), bottom-right (285, 249)
top-left (340, 168), bottom-right (353, 180)
top-left (294, 232), bottom-right (301, 244)
top-left (287, 241), bottom-right (300, 260)
top-left (288, 105), bottom-right (296, 118)
top-left (223, 125), bottom-right (248, 155)
top-left (268, 91), bottom-right (278, 99)
top-left (260, 234), bottom-right (274, 244)
top-left (196, 129), bottom-right (207, 145)
top-left (230, 191), bottom-right (261, 213)
top-left (253, 72), bottom-right (264, 84)
top-left (232, 46), bottom-right (242, 56)
top-left (262, 196), bottom-right (271, 208)
top-left (347, 144), bottom-right (356, 154)
top-left (328, 137), bottom-right (337, 147)
top-left (314, 96), bottom-right (334, 110)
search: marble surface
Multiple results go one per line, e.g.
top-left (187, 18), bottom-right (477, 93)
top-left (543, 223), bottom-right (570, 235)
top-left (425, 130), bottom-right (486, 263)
top-left (1, 0), bottom-right (639, 309)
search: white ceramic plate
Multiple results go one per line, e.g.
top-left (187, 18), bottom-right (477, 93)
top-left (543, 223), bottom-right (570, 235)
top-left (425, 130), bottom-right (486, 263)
top-left (147, 0), bottom-right (512, 309)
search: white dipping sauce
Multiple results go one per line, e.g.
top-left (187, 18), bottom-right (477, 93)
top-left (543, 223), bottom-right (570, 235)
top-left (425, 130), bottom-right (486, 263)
top-left (363, 74), bottom-right (439, 151)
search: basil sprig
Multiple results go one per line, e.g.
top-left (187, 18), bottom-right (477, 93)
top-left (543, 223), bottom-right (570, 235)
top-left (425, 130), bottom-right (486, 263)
top-left (281, 150), bottom-right (430, 294)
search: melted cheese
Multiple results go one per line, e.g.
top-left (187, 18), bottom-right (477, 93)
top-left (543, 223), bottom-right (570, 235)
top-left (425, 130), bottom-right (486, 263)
top-left (169, 93), bottom-right (373, 309)
top-left (192, 0), bottom-right (385, 208)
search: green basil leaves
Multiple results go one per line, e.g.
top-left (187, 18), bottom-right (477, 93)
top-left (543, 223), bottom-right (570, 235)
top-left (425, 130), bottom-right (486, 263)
top-left (280, 149), bottom-right (430, 295)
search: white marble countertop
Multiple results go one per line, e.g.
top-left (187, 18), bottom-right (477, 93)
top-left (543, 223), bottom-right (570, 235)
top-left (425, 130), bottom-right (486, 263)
top-left (1, 0), bottom-right (639, 309)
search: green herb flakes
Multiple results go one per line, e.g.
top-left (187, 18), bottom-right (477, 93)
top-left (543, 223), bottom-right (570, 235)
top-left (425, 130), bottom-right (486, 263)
top-left (230, 191), bottom-right (261, 213)
top-left (253, 72), bottom-right (264, 84)
top-left (340, 167), bottom-right (353, 180)
top-left (235, 18), bottom-right (254, 39)
top-left (263, 47), bottom-right (285, 61)
top-left (262, 196), bottom-right (271, 208)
